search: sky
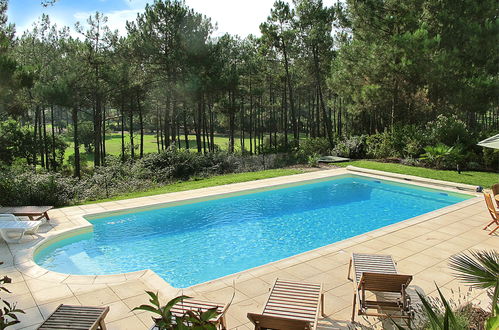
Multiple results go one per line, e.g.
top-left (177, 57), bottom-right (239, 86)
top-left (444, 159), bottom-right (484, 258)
top-left (7, 0), bottom-right (336, 38)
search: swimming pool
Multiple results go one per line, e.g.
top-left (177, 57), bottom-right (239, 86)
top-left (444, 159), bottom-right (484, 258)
top-left (35, 174), bottom-right (471, 288)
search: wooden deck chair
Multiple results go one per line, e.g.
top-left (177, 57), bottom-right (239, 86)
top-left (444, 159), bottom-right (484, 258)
top-left (38, 304), bottom-right (109, 330)
top-left (0, 206), bottom-right (53, 222)
top-left (170, 294), bottom-right (234, 330)
top-left (483, 193), bottom-right (499, 235)
top-left (492, 184), bottom-right (499, 208)
top-left (348, 253), bottom-right (413, 324)
top-left (247, 279), bottom-right (325, 330)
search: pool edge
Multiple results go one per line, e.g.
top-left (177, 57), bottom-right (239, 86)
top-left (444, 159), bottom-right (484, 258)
top-left (14, 167), bottom-right (481, 291)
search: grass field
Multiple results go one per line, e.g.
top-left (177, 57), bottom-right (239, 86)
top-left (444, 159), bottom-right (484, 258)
top-left (83, 168), bottom-right (303, 204)
top-left (335, 160), bottom-right (498, 188)
top-left (65, 132), bottom-right (263, 165)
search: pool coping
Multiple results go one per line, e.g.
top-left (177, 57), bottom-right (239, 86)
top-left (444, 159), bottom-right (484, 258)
top-left (10, 167), bottom-right (482, 292)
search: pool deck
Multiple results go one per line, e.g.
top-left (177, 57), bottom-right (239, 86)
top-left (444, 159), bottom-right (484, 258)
top-left (1, 167), bottom-right (497, 329)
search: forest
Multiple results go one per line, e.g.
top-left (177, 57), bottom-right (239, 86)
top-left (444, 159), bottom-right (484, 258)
top-left (0, 0), bottom-right (498, 205)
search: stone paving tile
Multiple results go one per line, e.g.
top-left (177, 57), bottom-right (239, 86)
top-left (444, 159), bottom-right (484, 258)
top-left (1, 169), bottom-right (496, 329)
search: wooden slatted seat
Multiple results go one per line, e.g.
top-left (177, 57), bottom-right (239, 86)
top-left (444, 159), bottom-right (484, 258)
top-left (37, 304), bottom-right (109, 330)
top-left (0, 206), bottom-right (53, 221)
top-left (347, 253), bottom-right (414, 324)
top-left (483, 193), bottom-right (499, 235)
top-left (170, 298), bottom-right (230, 329)
top-left (247, 279), bottom-right (325, 330)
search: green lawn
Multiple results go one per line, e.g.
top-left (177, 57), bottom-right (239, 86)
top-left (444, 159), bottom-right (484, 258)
top-left (82, 168), bottom-right (304, 204)
top-left (336, 160), bottom-right (498, 188)
top-left (65, 132), bottom-right (263, 165)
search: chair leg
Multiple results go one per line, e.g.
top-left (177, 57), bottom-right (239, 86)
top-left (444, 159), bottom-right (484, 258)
top-left (347, 258), bottom-right (352, 280)
top-left (321, 293), bottom-right (326, 317)
top-left (99, 319), bottom-right (107, 330)
top-left (489, 225), bottom-right (499, 235)
top-left (351, 292), bottom-right (357, 322)
top-left (483, 219), bottom-right (496, 230)
top-left (219, 315), bottom-right (227, 330)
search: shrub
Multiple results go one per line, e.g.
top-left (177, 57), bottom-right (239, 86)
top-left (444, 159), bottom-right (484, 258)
top-left (299, 138), bottom-right (331, 157)
top-left (483, 148), bottom-right (499, 171)
top-left (307, 153), bottom-right (321, 167)
top-left (0, 166), bottom-right (77, 207)
top-left (332, 135), bottom-right (367, 158)
top-left (261, 134), bottom-right (295, 154)
top-left (426, 115), bottom-right (471, 148)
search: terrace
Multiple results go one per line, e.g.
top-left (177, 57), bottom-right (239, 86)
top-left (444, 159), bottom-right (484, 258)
top-left (1, 168), bottom-right (496, 329)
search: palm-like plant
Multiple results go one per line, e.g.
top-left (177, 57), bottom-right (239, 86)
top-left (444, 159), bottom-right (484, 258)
top-left (132, 291), bottom-right (190, 330)
top-left (448, 249), bottom-right (499, 317)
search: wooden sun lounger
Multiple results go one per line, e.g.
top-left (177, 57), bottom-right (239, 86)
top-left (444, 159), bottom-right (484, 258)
top-left (0, 206), bottom-right (53, 221)
top-left (348, 253), bottom-right (413, 324)
top-left (170, 298), bottom-right (231, 329)
top-left (483, 193), bottom-right (499, 235)
top-left (37, 304), bottom-right (109, 330)
top-left (247, 279), bottom-right (325, 330)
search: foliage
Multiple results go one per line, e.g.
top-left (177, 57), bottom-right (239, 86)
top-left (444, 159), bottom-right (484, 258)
top-left (332, 135), bottom-right (367, 158)
top-left (0, 119), bottom-right (34, 165)
top-left (0, 165), bottom-right (77, 207)
top-left (448, 250), bottom-right (499, 318)
top-left (365, 126), bottom-right (428, 160)
top-left (482, 148), bottom-right (499, 171)
top-left (426, 115), bottom-right (472, 148)
top-left (132, 291), bottom-right (219, 330)
top-left (0, 151), bottom-right (303, 206)
top-left (0, 262), bottom-right (25, 329)
top-left (67, 122), bottom-right (94, 153)
top-left (299, 138), bottom-right (331, 157)
top-left (419, 144), bottom-right (454, 169)
top-left (307, 153), bottom-right (320, 167)
top-left (84, 168), bottom-right (302, 204)
top-left (416, 286), bottom-right (469, 330)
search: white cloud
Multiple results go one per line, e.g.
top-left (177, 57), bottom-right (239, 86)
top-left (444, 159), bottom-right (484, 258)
top-left (14, 0), bottom-right (340, 39)
top-left (73, 8), bottom-right (142, 36)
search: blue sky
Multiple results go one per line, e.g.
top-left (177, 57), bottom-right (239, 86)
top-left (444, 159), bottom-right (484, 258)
top-left (8, 0), bottom-right (325, 38)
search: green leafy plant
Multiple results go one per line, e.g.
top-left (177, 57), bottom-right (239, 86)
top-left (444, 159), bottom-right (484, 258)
top-left (132, 291), bottom-right (220, 330)
top-left (391, 285), bottom-right (470, 330)
top-left (307, 153), bottom-right (321, 167)
top-left (419, 144), bottom-right (453, 169)
top-left (133, 291), bottom-right (187, 329)
top-left (179, 308), bottom-right (220, 330)
top-left (0, 262), bottom-right (25, 329)
top-left (449, 249), bottom-right (499, 322)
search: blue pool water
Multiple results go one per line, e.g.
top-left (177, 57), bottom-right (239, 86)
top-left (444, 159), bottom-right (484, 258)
top-left (35, 175), bottom-right (470, 287)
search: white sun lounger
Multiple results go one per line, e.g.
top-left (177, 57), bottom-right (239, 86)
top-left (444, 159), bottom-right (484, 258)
top-left (0, 217), bottom-right (42, 243)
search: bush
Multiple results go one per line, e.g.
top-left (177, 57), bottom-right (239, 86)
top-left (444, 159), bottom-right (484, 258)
top-left (365, 125), bottom-right (428, 159)
top-left (261, 134), bottom-right (295, 154)
top-left (426, 114), bottom-right (471, 148)
top-left (299, 138), bottom-right (331, 157)
top-left (483, 148), bottom-right (499, 171)
top-left (0, 148), bottom-right (305, 207)
top-left (0, 166), bottom-right (77, 207)
top-left (333, 135), bottom-right (367, 158)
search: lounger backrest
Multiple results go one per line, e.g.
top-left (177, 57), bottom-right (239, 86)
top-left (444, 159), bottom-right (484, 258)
top-left (0, 214), bottom-right (17, 221)
top-left (359, 273), bottom-right (412, 293)
top-left (492, 184), bottom-right (499, 198)
top-left (484, 193), bottom-right (498, 219)
top-left (247, 313), bottom-right (312, 330)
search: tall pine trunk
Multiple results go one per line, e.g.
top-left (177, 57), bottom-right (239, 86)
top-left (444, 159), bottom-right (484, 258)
top-left (72, 107), bottom-right (80, 178)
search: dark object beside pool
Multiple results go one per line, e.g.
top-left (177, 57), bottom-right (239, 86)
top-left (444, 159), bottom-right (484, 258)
top-left (318, 156), bottom-right (350, 163)
top-left (0, 205), bottom-right (53, 221)
top-left (37, 304), bottom-right (109, 330)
